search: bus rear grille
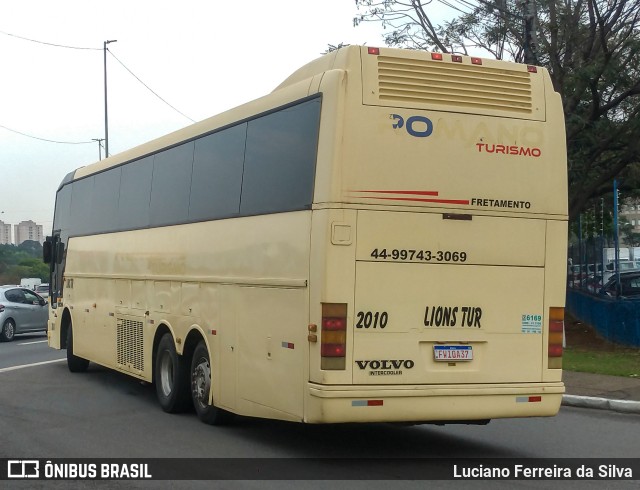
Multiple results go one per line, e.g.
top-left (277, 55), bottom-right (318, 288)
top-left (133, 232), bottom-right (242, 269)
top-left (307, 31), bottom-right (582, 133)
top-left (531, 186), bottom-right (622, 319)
top-left (116, 317), bottom-right (144, 372)
top-left (377, 56), bottom-right (533, 114)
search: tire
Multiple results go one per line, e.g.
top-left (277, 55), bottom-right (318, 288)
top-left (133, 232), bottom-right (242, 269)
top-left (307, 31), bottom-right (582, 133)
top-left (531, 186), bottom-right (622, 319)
top-left (0, 319), bottom-right (16, 342)
top-left (66, 323), bottom-right (89, 372)
top-left (154, 333), bottom-right (191, 413)
top-left (191, 340), bottom-right (230, 425)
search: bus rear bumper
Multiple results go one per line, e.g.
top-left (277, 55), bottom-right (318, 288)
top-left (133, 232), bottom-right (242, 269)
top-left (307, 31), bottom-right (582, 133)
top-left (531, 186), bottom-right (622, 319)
top-left (305, 382), bottom-right (565, 423)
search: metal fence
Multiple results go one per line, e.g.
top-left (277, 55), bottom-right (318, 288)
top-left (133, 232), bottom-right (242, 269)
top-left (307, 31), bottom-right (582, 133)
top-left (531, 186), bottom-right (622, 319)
top-left (567, 289), bottom-right (640, 347)
top-left (567, 241), bottom-right (639, 296)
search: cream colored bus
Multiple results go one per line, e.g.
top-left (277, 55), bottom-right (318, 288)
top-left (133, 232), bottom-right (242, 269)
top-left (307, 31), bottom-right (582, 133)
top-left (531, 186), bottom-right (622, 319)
top-left (44, 45), bottom-right (567, 425)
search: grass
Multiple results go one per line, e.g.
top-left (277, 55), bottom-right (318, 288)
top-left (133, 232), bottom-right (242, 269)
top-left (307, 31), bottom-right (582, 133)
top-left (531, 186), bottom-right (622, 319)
top-left (563, 348), bottom-right (640, 377)
top-left (563, 314), bottom-right (640, 377)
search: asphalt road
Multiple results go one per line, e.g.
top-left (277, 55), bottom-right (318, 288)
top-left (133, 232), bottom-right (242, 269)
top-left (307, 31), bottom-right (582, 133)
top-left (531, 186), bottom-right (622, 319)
top-left (1, 338), bottom-right (639, 489)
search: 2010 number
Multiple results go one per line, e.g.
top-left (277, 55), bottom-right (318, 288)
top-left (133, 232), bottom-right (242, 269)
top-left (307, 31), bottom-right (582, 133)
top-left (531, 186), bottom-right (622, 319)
top-left (356, 311), bottom-right (389, 329)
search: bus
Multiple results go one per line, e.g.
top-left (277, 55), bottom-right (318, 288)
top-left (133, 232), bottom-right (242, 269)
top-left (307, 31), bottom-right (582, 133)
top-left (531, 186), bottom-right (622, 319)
top-left (44, 45), bottom-right (567, 425)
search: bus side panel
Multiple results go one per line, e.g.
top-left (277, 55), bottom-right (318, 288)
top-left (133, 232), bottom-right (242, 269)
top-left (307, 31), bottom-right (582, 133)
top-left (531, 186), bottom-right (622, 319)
top-left (236, 286), bottom-right (307, 419)
top-left (307, 208), bottom-right (358, 386)
top-left (543, 219), bottom-right (568, 380)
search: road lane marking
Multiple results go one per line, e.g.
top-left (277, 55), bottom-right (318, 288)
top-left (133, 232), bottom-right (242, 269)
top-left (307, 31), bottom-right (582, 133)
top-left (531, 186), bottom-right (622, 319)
top-left (0, 358), bottom-right (66, 373)
top-left (18, 340), bottom-right (49, 345)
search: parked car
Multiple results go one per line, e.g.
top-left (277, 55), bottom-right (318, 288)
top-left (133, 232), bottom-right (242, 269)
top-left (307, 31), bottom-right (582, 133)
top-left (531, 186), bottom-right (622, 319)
top-left (600, 270), bottom-right (640, 298)
top-left (0, 286), bottom-right (48, 342)
top-left (580, 274), bottom-right (604, 293)
top-left (35, 283), bottom-right (50, 299)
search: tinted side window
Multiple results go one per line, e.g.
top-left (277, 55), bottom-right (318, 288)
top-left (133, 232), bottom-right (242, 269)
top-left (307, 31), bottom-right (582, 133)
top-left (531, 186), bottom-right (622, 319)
top-left (53, 184), bottom-right (73, 233)
top-left (190, 123), bottom-right (246, 221)
top-left (118, 156), bottom-right (153, 230)
top-left (93, 167), bottom-right (122, 234)
top-left (4, 289), bottom-right (22, 303)
top-left (70, 176), bottom-right (95, 235)
top-left (150, 143), bottom-right (195, 227)
top-left (240, 98), bottom-right (321, 216)
top-left (23, 290), bottom-right (40, 304)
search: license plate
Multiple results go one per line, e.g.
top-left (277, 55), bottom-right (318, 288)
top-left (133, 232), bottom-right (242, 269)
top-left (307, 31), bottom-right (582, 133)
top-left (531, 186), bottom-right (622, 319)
top-left (433, 345), bottom-right (473, 361)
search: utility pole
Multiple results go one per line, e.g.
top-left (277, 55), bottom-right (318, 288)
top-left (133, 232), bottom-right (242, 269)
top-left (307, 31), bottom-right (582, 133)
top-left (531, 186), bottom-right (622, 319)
top-left (104, 39), bottom-right (117, 158)
top-left (92, 138), bottom-right (105, 161)
top-left (521, 0), bottom-right (538, 65)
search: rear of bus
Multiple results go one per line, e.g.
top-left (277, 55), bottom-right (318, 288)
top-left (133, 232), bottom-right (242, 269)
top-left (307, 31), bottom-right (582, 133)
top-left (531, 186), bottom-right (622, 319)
top-left (306, 46), bottom-right (567, 423)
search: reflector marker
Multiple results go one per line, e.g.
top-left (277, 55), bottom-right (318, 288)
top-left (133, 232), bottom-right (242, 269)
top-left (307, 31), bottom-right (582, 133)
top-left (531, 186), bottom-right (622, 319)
top-left (516, 396), bottom-right (542, 403)
top-left (352, 400), bottom-right (384, 407)
top-left (211, 329), bottom-right (217, 335)
top-left (281, 342), bottom-right (295, 349)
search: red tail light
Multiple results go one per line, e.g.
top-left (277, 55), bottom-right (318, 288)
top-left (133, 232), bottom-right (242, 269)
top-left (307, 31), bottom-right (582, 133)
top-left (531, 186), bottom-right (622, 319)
top-left (0, 304), bottom-right (4, 313)
top-left (548, 307), bottom-right (564, 369)
top-left (321, 303), bottom-right (347, 370)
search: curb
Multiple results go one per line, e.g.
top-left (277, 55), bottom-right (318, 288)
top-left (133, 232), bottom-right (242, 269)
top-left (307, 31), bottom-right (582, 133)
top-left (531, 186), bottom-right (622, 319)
top-left (562, 394), bottom-right (640, 414)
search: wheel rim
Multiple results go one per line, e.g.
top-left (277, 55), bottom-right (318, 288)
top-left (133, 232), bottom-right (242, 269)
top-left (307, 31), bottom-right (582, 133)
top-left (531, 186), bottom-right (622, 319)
top-left (192, 356), bottom-right (211, 410)
top-left (4, 321), bottom-right (15, 340)
top-left (159, 350), bottom-right (174, 397)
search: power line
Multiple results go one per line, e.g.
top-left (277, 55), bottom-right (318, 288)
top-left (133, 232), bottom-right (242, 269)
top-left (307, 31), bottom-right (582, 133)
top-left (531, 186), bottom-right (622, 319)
top-left (2, 28), bottom-right (197, 124)
top-left (0, 29), bottom-right (100, 50)
top-left (108, 50), bottom-right (196, 123)
top-left (0, 124), bottom-right (93, 145)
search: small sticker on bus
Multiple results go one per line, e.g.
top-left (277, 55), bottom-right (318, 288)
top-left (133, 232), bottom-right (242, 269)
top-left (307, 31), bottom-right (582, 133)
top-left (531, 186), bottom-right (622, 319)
top-left (521, 314), bottom-right (542, 334)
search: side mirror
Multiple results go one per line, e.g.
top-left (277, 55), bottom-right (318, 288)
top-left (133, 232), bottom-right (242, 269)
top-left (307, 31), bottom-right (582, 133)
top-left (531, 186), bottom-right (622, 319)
top-left (43, 237), bottom-right (53, 264)
top-left (56, 242), bottom-right (65, 264)
top-left (39, 298), bottom-right (47, 307)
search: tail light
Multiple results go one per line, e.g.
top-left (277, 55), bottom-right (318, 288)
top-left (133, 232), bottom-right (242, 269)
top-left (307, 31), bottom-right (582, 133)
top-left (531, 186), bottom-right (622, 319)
top-left (321, 303), bottom-right (347, 370)
top-left (0, 304), bottom-right (4, 313)
top-left (548, 307), bottom-right (564, 369)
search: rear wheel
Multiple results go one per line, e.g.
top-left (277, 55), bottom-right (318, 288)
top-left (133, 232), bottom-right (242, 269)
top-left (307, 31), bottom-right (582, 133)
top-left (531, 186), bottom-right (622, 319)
top-left (191, 340), bottom-right (230, 425)
top-left (155, 333), bottom-right (191, 413)
top-left (0, 319), bottom-right (16, 342)
top-left (66, 323), bottom-right (89, 372)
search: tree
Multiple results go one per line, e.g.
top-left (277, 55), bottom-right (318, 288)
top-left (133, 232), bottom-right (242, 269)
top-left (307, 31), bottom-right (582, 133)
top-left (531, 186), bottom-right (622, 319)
top-left (18, 240), bottom-right (43, 256)
top-left (0, 243), bottom-right (48, 284)
top-left (355, 0), bottom-right (640, 219)
top-left (619, 217), bottom-right (640, 247)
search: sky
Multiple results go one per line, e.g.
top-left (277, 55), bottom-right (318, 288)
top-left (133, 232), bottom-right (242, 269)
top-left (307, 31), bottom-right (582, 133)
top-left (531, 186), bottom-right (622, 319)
top-left (0, 0), bottom-right (452, 234)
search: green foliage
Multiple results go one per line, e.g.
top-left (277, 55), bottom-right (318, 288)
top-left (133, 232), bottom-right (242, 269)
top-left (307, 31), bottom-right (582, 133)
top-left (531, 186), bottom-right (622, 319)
top-left (0, 243), bottom-right (48, 285)
top-left (619, 217), bottom-right (640, 247)
top-left (564, 348), bottom-right (640, 377)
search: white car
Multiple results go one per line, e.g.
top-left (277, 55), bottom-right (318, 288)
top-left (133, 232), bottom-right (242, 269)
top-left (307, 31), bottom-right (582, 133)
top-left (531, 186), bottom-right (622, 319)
top-left (35, 283), bottom-right (50, 299)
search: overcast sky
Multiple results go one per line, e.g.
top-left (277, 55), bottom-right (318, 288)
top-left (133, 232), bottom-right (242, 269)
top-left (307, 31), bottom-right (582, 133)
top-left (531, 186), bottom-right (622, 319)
top-left (0, 1), bottom-right (449, 233)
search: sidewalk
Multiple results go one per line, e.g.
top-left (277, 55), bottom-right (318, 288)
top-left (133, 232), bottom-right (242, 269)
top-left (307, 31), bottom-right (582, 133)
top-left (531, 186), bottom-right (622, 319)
top-left (562, 370), bottom-right (640, 414)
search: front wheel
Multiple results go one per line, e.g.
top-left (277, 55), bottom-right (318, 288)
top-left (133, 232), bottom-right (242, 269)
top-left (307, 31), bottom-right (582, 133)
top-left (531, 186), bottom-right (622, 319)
top-left (66, 323), bottom-right (89, 372)
top-left (154, 333), bottom-right (191, 413)
top-left (0, 319), bottom-right (16, 342)
top-left (191, 340), bottom-right (230, 425)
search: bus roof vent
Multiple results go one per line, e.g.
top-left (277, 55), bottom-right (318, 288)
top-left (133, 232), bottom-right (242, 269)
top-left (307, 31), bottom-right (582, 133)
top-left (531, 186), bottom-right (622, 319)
top-left (372, 55), bottom-right (535, 116)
